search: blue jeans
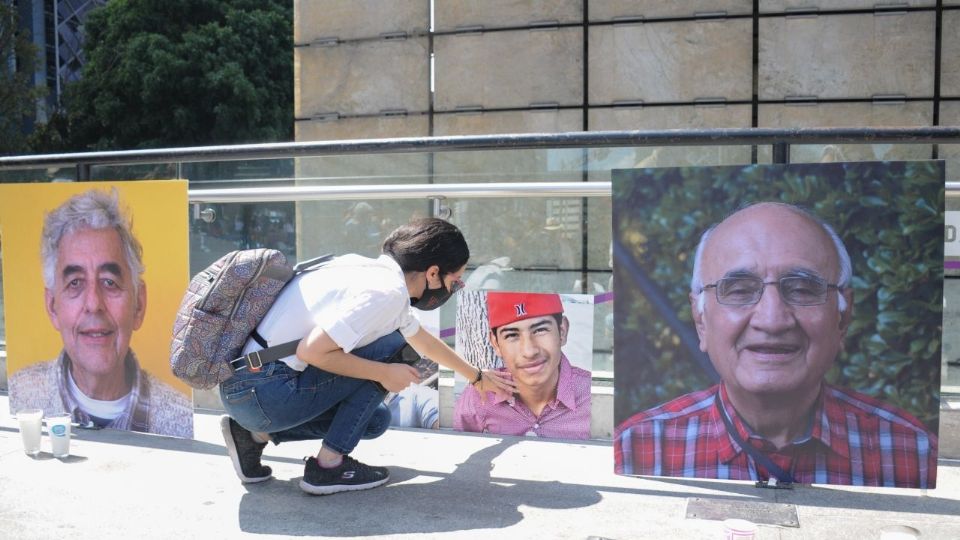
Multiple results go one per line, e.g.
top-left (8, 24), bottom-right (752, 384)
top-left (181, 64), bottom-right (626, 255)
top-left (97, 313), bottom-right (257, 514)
top-left (219, 331), bottom-right (405, 455)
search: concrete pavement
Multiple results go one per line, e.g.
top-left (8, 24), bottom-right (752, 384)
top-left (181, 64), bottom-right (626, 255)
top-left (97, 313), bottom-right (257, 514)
top-left (2, 395), bottom-right (959, 540)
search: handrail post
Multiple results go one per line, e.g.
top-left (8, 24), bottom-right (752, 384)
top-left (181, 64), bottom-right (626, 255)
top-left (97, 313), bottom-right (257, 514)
top-left (772, 142), bottom-right (790, 164)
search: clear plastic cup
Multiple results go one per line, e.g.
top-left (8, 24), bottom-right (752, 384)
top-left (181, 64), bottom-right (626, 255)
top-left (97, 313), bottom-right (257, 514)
top-left (16, 409), bottom-right (44, 456)
top-left (46, 414), bottom-right (73, 458)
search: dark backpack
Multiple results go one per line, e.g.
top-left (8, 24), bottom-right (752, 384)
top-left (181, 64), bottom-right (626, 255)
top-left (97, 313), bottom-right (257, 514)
top-left (170, 249), bottom-right (332, 389)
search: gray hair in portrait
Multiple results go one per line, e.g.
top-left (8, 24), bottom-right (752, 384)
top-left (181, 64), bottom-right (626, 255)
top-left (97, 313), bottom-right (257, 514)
top-left (689, 202), bottom-right (853, 314)
top-left (40, 188), bottom-right (146, 295)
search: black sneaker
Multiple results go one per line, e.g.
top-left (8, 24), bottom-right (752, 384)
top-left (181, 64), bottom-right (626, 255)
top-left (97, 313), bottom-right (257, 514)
top-left (220, 416), bottom-right (272, 483)
top-left (299, 455), bottom-right (390, 495)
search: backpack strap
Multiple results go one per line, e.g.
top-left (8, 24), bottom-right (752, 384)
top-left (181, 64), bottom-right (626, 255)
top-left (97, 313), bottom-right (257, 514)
top-left (230, 339), bottom-right (302, 373)
top-left (232, 253), bottom-right (336, 373)
top-left (293, 253), bottom-right (335, 273)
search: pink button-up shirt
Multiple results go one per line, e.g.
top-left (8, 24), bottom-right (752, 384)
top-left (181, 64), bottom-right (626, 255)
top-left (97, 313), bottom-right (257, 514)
top-left (453, 354), bottom-right (592, 439)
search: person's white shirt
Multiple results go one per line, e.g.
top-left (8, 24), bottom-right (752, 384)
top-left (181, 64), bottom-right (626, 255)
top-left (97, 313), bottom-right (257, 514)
top-left (242, 254), bottom-right (421, 371)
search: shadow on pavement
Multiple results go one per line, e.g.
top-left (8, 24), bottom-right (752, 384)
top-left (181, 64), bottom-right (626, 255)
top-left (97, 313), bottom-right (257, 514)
top-left (237, 438), bottom-right (603, 536)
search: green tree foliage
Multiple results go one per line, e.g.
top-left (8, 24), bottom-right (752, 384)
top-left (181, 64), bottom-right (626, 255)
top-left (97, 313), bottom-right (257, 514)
top-left (64, 0), bottom-right (293, 150)
top-left (0, 2), bottom-right (44, 155)
top-left (613, 161), bottom-right (944, 431)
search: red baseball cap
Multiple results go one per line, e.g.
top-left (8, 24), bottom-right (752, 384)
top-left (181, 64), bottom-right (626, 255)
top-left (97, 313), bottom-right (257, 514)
top-left (486, 292), bottom-right (563, 329)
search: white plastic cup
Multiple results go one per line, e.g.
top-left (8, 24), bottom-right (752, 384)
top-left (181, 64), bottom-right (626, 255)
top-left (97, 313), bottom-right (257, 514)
top-left (721, 519), bottom-right (758, 540)
top-left (46, 414), bottom-right (72, 458)
top-left (16, 409), bottom-right (44, 456)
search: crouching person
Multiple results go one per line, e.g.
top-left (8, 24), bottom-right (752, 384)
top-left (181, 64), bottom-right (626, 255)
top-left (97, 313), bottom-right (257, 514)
top-left (220, 218), bottom-right (516, 495)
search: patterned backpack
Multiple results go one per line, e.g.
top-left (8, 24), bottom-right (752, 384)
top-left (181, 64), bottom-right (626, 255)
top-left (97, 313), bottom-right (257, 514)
top-left (170, 249), bottom-right (332, 389)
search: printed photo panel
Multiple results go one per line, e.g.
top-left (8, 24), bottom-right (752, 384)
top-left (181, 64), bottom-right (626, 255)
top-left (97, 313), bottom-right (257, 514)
top-left (453, 290), bottom-right (594, 439)
top-left (0, 181), bottom-right (193, 438)
top-left (612, 162), bottom-right (943, 488)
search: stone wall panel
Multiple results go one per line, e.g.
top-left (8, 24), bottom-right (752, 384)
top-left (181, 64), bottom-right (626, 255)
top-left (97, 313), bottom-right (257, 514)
top-left (296, 115), bottom-right (429, 141)
top-left (295, 38), bottom-right (429, 118)
top-left (761, 0), bottom-right (934, 11)
top-left (434, 28), bottom-right (583, 110)
top-left (589, 20), bottom-right (753, 104)
top-left (434, 109), bottom-right (582, 136)
top-left (759, 12), bottom-right (936, 99)
top-left (435, 0), bottom-right (582, 31)
top-left (590, 0), bottom-right (752, 20)
top-left (295, 0), bottom-right (428, 43)
top-left (942, 11), bottom-right (960, 97)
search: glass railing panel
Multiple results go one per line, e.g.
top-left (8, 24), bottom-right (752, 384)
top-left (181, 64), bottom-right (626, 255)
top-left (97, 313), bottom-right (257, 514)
top-left (946, 190), bottom-right (960, 399)
top-left (0, 166), bottom-right (76, 183)
top-left (585, 144), bottom-right (753, 269)
top-left (293, 152), bottom-right (433, 260)
top-left (182, 159), bottom-right (296, 188)
top-left (297, 199), bottom-right (432, 260)
top-left (188, 202), bottom-right (298, 274)
top-left (944, 277), bottom-right (960, 397)
top-left (586, 144), bottom-right (755, 181)
top-left (89, 162), bottom-right (181, 181)
top-left (433, 148), bottom-right (585, 184)
top-left (757, 101), bottom-right (936, 163)
top-left (586, 197), bottom-right (611, 270)
top-left (295, 153), bottom-right (430, 187)
top-left (453, 197), bottom-right (584, 281)
top-left (590, 269), bottom-right (615, 376)
top-left (756, 143), bottom-right (937, 164)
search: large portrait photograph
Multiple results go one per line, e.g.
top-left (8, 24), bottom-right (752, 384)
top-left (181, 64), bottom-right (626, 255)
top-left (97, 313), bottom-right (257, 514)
top-left (453, 290), bottom-right (595, 440)
top-left (0, 181), bottom-right (193, 438)
top-left (612, 161), bottom-right (943, 489)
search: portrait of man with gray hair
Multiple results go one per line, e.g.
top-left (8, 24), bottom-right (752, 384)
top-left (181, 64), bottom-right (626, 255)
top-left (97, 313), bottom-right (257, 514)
top-left (9, 188), bottom-right (192, 438)
top-left (614, 201), bottom-right (938, 488)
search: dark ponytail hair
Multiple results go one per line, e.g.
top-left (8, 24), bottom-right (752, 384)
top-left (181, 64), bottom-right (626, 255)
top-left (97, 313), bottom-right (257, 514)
top-left (382, 218), bottom-right (470, 275)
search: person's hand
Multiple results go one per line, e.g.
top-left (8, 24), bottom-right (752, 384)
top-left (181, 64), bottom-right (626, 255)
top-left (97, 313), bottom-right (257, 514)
top-left (474, 369), bottom-right (516, 400)
top-left (378, 363), bottom-right (420, 393)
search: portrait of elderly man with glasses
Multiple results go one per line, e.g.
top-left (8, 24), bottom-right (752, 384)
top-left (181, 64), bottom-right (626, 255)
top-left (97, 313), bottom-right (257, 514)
top-left (614, 201), bottom-right (938, 488)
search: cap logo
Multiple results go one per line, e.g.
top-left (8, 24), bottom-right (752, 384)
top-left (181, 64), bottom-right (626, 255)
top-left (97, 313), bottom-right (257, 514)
top-left (487, 292), bottom-right (562, 329)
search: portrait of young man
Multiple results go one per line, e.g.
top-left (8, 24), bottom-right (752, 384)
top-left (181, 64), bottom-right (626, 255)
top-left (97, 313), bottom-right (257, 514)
top-left (611, 162), bottom-right (943, 489)
top-left (0, 182), bottom-right (193, 438)
top-left (454, 291), bottom-right (594, 439)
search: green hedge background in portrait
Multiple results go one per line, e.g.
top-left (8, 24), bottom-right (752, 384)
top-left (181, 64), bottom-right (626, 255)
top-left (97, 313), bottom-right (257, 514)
top-left (612, 161), bottom-right (944, 432)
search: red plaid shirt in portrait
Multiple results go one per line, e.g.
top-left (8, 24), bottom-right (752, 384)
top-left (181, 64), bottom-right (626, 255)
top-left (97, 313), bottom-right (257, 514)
top-left (454, 355), bottom-right (591, 439)
top-left (614, 383), bottom-right (937, 488)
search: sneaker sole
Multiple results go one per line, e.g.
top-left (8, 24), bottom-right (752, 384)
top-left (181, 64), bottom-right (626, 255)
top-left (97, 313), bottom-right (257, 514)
top-left (220, 416), bottom-right (272, 484)
top-left (298, 475), bottom-right (389, 495)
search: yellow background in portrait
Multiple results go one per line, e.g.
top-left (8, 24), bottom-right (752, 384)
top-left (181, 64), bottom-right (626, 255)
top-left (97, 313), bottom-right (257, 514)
top-left (0, 181), bottom-right (191, 396)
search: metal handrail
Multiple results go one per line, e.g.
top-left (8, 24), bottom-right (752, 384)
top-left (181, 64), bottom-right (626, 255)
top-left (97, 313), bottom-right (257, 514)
top-left (188, 182), bottom-right (613, 203)
top-left (187, 180), bottom-right (960, 203)
top-left (2, 127), bottom-right (958, 169)
top-left (4, 127), bottom-right (959, 196)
